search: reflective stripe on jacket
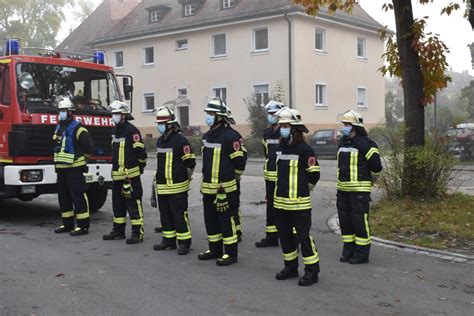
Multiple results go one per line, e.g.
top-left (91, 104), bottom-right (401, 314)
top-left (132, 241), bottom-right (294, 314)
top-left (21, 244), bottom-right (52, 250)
top-left (262, 126), bottom-right (280, 182)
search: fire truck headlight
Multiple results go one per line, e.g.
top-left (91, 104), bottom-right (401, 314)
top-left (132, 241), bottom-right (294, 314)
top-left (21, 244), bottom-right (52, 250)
top-left (20, 170), bottom-right (43, 183)
top-left (19, 72), bottom-right (34, 90)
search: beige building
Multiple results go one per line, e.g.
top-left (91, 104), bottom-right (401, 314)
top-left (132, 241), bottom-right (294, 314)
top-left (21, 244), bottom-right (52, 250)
top-left (62, 0), bottom-right (385, 136)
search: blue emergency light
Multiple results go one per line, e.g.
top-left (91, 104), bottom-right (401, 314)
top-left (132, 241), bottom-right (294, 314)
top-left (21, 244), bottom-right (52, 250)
top-left (93, 50), bottom-right (105, 64)
top-left (5, 38), bottom-right (21, 55)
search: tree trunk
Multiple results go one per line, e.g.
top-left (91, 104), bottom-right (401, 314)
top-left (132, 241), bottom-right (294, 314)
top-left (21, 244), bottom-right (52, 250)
top-left (393, 0), bottom-right (426, 197)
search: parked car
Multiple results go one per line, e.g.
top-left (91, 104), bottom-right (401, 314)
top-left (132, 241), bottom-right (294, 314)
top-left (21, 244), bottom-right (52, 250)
top-left (447, 123), bottom-right (474, 161)
top-left (310, 128), bottom-right (343, 158)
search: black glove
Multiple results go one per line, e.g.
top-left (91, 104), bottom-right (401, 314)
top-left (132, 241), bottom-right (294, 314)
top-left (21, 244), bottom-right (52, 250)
top-left (150, 183), bottom-right (157, 208)
top-left (121, 180), bottom-right (133, 199)
top-left (214, 188), bottom-right (229, 212)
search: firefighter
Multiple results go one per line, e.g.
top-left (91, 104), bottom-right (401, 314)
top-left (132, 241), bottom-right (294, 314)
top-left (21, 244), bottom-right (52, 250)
top-left (273, 107), bottom-right (321, 286)
top-left (103, 101), bottom-right (147, 244)
top-left (198, 99), bottom-right (246, 266)
top-left (336, 110), bottom-right (382, 264)
top-left (152, 106), bottom-right (196, 255)
top-left (53, 97), bottom-right (94, 236)
top-left (255, 100), bottom-right (284, 248)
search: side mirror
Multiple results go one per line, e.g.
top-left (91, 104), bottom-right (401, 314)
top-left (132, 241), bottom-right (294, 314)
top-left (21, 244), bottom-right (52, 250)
top-left (123, 77), bottom-right (133, 101)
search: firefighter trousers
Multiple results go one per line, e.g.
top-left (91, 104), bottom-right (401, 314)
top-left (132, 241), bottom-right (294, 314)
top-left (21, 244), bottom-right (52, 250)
top-left (275, 209), bottom-right (320, 272)
top-left (203, 191), bottom-right (239, 257)
top-left (264, 180), bottom-right (278, 238)
top-left (158, 192), bottom-right (191, 246)
top-left (234, 179), bottom-right (242, 235)
top-left (336, 191), bottom-right (372, 260)
top-left (57, 169), bottom-right (90, 229)
top-left (112, 177), bottom-right (144, 237)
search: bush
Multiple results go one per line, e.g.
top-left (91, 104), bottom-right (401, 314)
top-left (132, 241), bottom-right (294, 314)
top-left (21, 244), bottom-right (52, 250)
top-left (244, 136), bottom-right (264, 158)
top-left (143, 136), bottom-right (157, 152)
top-left (187, 135), bottom-right (203, 156)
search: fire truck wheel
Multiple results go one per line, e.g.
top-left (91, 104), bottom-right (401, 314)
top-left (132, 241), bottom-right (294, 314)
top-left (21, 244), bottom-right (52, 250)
top-left (87, 184), bottom-right (108, 212)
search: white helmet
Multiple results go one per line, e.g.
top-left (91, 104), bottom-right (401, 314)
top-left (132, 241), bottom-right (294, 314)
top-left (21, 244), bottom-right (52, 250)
top-left (155, 106), bottom-right (177, 124)
top-left (264, 100), bottom-right (285, 114)
top-left (57, 97), bottom-right (75, 111)
top-left (338, 109), bottom-right (364, 127)
top-left (275, 107), bottom-right (309, 133)
top-left (110, 100), bottom-right (130, 114)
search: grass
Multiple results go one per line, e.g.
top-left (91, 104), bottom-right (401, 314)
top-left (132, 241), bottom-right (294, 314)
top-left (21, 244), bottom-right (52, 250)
top-left (371, 193), bottom-right (474, 255)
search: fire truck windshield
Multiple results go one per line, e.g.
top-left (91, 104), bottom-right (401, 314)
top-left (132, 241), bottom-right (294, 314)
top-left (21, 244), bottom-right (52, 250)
top-left (15, 62), bottom-right (120, 115)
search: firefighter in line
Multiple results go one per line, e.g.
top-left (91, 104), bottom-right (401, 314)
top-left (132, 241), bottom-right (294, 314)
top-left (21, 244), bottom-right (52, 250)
top-left (53, 97), bottom-right (94, 236)
top-left (336, 110), bottom-right (382, 264)
top-left (103, 101), bottom-right (147, 244)
top-left (151, 106), bottom-right (196, 255)
top-left (273, 107), bottom-right (321, 286)
top-left (198, 99), bottom-right (247, 266)
top-left (255, 100), bottom-right (284, 248)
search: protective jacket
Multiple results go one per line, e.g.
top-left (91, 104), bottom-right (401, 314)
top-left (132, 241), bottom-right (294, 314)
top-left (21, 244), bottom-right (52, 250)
top-left (53, 118), bottom-right (93, 171)
top-left (201, 122), bottom-right (246, 194)
top-left (274, 140), bottom-right (320, 211)
top-left (111, 121), bottom-right (147, 181)
top-left (156, 130), bottom-right (196, 195)
top-left (337, 135), bottom-right (382, 192)
top-left (262, 126), bottom-right (280, 182)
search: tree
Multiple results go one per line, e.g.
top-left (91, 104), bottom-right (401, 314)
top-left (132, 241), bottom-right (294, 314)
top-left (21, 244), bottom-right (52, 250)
top-left (293, 0), bottom-right (470, 197)
top-left (272, 80), bottom-right (287, 104)
top-left (461, 80), bottom-right (474, 119)
top-left (385, 91), bottom-right (404, 128)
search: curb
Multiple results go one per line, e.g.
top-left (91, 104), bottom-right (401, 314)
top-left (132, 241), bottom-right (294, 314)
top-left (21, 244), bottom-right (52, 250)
top-left (327, 213), bottom-right (474, 264)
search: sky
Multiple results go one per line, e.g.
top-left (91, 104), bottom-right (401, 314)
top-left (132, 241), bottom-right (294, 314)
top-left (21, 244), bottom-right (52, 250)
top-left (58, 0), bottom-right (474, 75)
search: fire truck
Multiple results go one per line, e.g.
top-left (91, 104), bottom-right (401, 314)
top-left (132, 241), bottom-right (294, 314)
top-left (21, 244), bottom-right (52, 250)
top-left (0, 39), bottom-right (133, 211)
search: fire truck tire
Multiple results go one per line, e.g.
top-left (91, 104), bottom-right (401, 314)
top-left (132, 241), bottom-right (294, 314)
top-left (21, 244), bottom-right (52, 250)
top-left (87, 184), bottom-right (108, 212)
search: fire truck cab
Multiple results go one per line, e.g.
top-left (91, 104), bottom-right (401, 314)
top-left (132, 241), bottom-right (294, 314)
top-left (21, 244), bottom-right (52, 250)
top-left (0, 39), bottom-right (133, 211)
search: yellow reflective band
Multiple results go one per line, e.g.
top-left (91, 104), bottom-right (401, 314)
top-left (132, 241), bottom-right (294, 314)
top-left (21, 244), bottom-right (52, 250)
top-left (184, 210), bottom-right (192, 236)
top-left (61, 211), bottom-right (74, 218)
top-left (234, 169), bottom-right (243, 175)
top-left (350, 151), bottom-right (358, 182)
top-left (131, 218), bottom-right (144, 226)
top-left (289, 159), bottom-right (299, 199)
top-left (355, 236), bottom-right (371, 246)
top-left (211, 147), bottom-right (221, 184)
top-left (137, 199), bottom-right (144, 235)
top-left (372, 171), bottom-right (381, 176)
top-left (76, 212), bottom-right (89, 220)
top-left (55, 156), bottom-right (87, 168)
top-left (156, 180), bottom-right (190, 194)
top-left (293, 227), bottom-right (297, 235)
top-left (282, 250), bottom-right (298, 261)
top-left (337, 181), bottom-right (372, 192)
top-left (114, 217), bottom-right (127, 224)
top-left (265, 225), bottom-right (278, 233)
top-left (208, 234), bottom-right (223, 242)
top-left (112, 166), bottom-right (141, 180)
top-left (138, 159), bottom-right (147, 163)
top-left (264, 170), bottom-right (277, 181)
top-left (364, 213), bottom-right (371, 239)
top-left (223, 236), bottom-right (238, 245)
top-left (118, 141), bottom-right (125, 169)
top-left (341, 234), bottom-right (356, 242)
top-left (165, 151), bottom-right (173, 185)
top-left (76, 127), bottom-right (88, 139)
top-left (182, 153), bottom-right (195, 161)
top-left (132, 142), bottom-right (145, 149)
top-left (231, 216), bottom-right (237, 239)
top-left (230, 151), bottom-right (244, 159)
top-left (274, 196), bottom-right (312, 211)
top-left (163, 230), bottom-right (177, 238)
top-left (305, 166), bottom-right (321, 173)
top-left (200, 179), bottom-right (237, 194)
top-left (176, 232), bottom-right (192, 240)
top-left (365, 147), bottom-right (379, 160)
top-left (303, 254), bottom-right (320, 265)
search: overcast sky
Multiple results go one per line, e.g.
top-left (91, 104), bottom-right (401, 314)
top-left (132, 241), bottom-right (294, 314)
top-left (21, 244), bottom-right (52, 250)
top-left (58, 0), bottom-right (473, 74)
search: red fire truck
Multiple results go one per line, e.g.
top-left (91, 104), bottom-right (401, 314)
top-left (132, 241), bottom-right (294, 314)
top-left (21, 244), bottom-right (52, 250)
top-left (0, 39), bottom-right (133, 211)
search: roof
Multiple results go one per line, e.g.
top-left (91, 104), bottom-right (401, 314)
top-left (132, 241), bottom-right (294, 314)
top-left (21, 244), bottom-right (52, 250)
top-left (90, 0), bottom-right (383, 46)
top-left (57, 0), bottom-right (140, 54)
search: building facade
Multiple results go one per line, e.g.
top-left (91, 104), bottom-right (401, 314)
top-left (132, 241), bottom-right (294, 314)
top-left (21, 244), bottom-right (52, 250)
top-left (62, 0), bottom-right (386, 136)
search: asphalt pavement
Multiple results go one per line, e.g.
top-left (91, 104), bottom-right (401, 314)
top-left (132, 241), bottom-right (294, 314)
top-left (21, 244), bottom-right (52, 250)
top-left (0, 159), bottom-right (473, 315)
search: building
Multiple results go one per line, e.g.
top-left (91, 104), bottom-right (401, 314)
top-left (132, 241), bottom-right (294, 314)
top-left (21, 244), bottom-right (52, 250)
top-left (60, 0), bottom-right (385, 136)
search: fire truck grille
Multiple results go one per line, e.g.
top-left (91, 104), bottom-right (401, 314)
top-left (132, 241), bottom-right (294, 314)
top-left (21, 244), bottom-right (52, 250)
top-left (9, 124), bottom-right (113, 158)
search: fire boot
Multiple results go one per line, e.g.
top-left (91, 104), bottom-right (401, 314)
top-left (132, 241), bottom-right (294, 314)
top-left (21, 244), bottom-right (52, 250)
top-left (103, 230), bottom-right (126, 240)
top-left (153, 238), bottom-right (177, 251)
top-left (276, 263), bottom-right (299, 280)
top-left (216, 254), bottom-right (238, 266)
top-left (255, 235), bottom-right (279, 248)
top-left (298, 267), bottom-right (319, 286)
top-left (126, 234), bottom-right (144, 244)
top-left (70, 227), bottom-right (89, 236)
top-left (340, 242), bottom-right (355, 262)
top-left (55, 225), bottom-right (73, 234)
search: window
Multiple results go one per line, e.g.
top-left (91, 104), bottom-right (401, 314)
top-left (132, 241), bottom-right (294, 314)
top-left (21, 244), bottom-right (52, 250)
top-left (253, 28), bottom-right (268, 52)
top-left (213, 87), bottom-right (227, 103)
top-left (1, 67), bottom-right (11, 105)
top-left (114, 51), bottom-right (124, 68)
top-left (178, 88), bottom-right (188, 97)
top-left (176, 39), bottom-right (188, 50)
top-left (212, 34), bottom-right (226, 57)
top-left (143, 93), bottom-right (155, 112)
top-left (184, 3), bottom-right (195, 16)
top-left (223, 0), bottom-right (235, 9)
top-left (357, 37), bottom-right (366, 59)
top-left (143, 47), bottom-right (154, 65)
top-left (254, 84), bottom-right (269, 106)
top-left (357, 88), bottom-right (367, 108)
top-left (150, 10), bottom-right (159, 22)
top-left (315, 84), bottom-right (327, 107)
top-left (315, 28), bottom-right (326, 52)
top-left (177, 106), bottom-right (190, 127)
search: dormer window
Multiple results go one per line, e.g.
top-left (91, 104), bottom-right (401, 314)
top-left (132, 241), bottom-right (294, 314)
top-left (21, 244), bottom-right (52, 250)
top-left (184, 3), bottom-right (195, 16)
top-left (223, 0), bottom-right (235, 9)
top-left (150, 10), bottom-right (159, 22)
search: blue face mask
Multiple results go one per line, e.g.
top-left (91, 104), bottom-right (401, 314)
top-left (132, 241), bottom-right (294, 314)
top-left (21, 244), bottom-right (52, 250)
top-left (59, 111), bottom-right (68, 121)
top-left (267, 114), bottom-right (278, 125)
top-left (342, 126), bottom-right (352, 136)
top-left (206, 114), bottom-right (215, 127)
top-left (158, 124), bottom-right (166, 135)
top-left (280, 127), bottom-right (291, 139)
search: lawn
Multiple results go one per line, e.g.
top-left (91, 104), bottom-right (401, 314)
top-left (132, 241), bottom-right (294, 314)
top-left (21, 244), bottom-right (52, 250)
top-left (371, 193), bottom-right (474, 255)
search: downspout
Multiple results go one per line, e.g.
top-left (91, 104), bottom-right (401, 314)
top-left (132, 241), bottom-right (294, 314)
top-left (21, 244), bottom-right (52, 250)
top-left (284, 12), bottom-right (293, 108)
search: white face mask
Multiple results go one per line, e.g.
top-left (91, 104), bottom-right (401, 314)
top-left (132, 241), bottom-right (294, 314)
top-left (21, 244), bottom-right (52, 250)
top-left (112, 114), bottom-right (122, 125)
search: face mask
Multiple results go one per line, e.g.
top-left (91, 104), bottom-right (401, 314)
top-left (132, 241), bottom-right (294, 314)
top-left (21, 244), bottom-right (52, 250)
top-left (158, 124), bottom-right (166, 135)
top-left (342, 126), bottom-right (352, 136)
top-left (280, 127), bottom-right (291, 139)
top-left (112, 114), bottom-right (122, 125)
top-left (206, 114), bottom-right (215, 127)
top-left (267, 114), bottom-right (278, 125)
top-left (59, 111), bottom-right (68, 121)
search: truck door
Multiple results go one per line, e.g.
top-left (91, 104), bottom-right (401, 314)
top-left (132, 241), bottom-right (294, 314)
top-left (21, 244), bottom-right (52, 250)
top-left (0, 63), bottom-right (12, 160)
